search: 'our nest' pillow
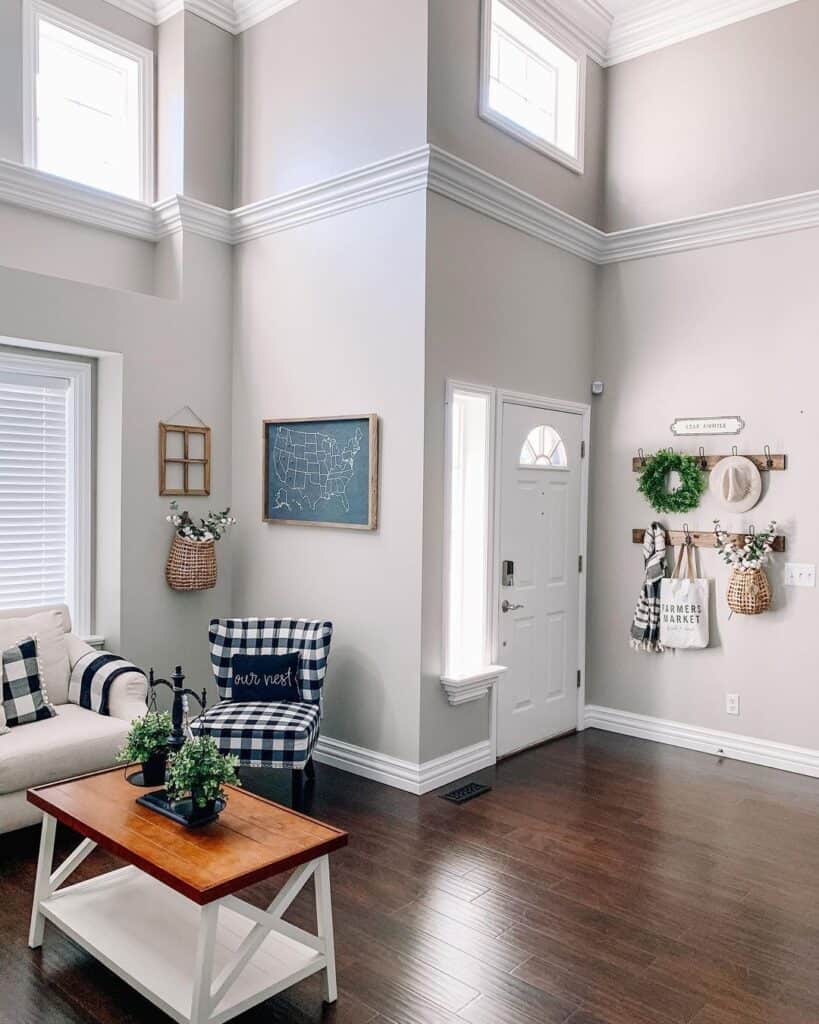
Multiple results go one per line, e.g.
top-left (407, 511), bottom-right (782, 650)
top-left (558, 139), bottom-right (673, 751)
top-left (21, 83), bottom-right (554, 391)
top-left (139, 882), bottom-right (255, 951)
top-left (2, 636), bottom-right (58, 726)
top-left (230, 652), bottom-right (302, 703)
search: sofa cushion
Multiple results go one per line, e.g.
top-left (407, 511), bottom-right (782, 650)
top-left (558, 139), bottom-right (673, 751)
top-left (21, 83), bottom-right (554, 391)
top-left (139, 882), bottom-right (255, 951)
top-left (0, 610), bottom-right (70, 705)
top-left (0, 704), bottom-right (129, 795)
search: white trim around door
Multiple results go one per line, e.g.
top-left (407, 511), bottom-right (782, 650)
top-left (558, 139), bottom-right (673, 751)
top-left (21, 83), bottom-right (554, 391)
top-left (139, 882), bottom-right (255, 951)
top-left (439, 381), bottom-right (590, 762)
top-left (493, 390), bottom-right (590, 755)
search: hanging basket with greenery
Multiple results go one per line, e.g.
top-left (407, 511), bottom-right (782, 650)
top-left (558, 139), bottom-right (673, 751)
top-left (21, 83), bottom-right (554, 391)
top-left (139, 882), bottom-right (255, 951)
top-left (637, 450), bottom-right (706, 514)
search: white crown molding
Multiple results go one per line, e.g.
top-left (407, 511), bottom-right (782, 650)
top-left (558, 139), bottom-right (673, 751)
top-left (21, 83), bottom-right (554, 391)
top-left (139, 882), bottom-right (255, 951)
top-left (585, 705), bottom-right (819, 778)
top-left (314, 735), bottom-right (495, 795)
top-left (231, 146), bottom-right (430, 243)
top-left (233, 0), bottom-right (299, 32)
top-left (99, 0), bottom-right (799, 60)
top-left (504, 0), bottom-right (613, 65)
top-left (100, 0), bottom-right (300, 31)
top-left (601, 188), bottom-right (819, 262)
top-left (604, 0), bottom-right (800, 64)
top-left (0, 160), bottom-right (233, 243)
top-left (0, 159), bottom-right (156, 239)
top-left (154, 194), bottom-right (234, 241)
top-left (4, 151), bottom-right (819, 261)
top-left (428, 145), bottom-right (605, 262)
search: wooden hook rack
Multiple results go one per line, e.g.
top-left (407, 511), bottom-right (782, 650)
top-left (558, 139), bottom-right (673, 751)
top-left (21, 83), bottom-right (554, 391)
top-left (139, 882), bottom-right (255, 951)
top-left (632, 451), bottom-right (786, 472)
top-left (631, 528), bottom-right (786, 552)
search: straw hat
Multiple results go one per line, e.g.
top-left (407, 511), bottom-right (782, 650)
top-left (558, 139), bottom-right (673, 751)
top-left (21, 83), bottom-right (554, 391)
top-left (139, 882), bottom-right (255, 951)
top-left (709, 455), bottom-right (762, 512)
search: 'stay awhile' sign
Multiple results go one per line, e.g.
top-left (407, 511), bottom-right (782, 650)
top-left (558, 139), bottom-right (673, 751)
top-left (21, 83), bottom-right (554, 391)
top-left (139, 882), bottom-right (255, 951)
top-left (670, 416), bottom-right (745, 436)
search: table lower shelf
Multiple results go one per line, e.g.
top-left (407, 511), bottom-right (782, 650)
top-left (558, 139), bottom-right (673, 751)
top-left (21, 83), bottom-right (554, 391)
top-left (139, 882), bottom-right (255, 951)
top-left (40, 866), bottom-right (324, 1024)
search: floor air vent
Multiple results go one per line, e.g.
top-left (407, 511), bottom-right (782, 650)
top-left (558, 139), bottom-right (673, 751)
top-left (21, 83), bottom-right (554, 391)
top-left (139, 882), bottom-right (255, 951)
top-left (439, 781), bottom-right (492, 804)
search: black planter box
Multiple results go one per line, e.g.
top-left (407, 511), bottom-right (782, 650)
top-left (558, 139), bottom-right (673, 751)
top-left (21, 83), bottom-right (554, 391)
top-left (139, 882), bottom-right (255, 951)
top-left (136, 789), bottom-right (225, 828)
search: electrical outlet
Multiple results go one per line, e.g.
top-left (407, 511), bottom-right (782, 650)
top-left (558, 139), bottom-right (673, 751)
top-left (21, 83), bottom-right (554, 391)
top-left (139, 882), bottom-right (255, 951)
top-left (726, 693), bottom-right (740, 716)
top-left (784, 563), bottom-right (816, 588)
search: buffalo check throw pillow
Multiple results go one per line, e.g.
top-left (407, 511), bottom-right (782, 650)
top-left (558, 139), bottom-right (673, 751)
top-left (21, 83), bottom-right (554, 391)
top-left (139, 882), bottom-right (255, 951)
top-left (2, 636), bottom-right (57, 726)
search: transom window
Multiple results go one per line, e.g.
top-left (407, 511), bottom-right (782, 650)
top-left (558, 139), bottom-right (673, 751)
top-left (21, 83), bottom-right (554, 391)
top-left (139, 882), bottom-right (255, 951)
top-left (519, 425), bottom-right (567, 468)
top-left (480, 0), bottom-right (585, 173)
top-left (23, 0), bottom-right (154, 201)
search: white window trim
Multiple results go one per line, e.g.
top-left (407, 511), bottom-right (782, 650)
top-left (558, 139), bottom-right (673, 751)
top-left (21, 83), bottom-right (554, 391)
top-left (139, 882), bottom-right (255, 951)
top-left (479, 0), bottom-right (587, 175)
top-left (440, 380), bottom-right (507, 708)
top-left (21, 0), bottom-right (155, 202)
top-left (0, 348), bottom-right (93, 636)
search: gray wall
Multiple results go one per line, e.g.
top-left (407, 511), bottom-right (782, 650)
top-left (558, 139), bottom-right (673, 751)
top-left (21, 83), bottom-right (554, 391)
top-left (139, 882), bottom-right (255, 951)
top-left (231, 194), bottom-right (428, 763)
top-left (234, 0), bottom-right (428, 205)
top-left (589, 228), bottom-right (819, 748)
top-left (605, 0), bottom-right (819, 230)
top-left (0, 231), bottom-right (234, 694)
top-left (421, 193), bottom-right (597, 762)
top-left (427, 0), bottom-right (607, 229)
top-left (184, 13), bottom-right (235, 209)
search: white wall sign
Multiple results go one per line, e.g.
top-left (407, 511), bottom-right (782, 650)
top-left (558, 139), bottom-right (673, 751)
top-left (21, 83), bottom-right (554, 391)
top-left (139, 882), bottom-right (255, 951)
top-left (670, 416), bottom-right (744, 436)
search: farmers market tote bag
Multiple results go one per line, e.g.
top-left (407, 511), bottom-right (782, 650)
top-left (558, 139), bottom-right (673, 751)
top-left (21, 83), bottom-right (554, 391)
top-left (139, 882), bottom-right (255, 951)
top-left (660, 543), bottom-right (710, 649)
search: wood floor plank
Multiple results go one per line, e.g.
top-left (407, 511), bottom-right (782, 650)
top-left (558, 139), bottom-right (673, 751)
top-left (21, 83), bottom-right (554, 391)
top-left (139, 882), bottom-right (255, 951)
top-left (2, 731), bottom-right (817, 1024)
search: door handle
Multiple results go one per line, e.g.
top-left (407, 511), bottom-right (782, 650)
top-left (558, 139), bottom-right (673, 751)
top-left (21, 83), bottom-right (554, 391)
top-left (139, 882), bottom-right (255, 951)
top-left (501, 599), bottom-right (524, 613)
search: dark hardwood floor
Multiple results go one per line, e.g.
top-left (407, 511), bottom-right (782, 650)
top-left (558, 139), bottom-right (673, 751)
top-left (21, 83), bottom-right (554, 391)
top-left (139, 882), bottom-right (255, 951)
top-left (3, 729), bottom-right (819, 1023)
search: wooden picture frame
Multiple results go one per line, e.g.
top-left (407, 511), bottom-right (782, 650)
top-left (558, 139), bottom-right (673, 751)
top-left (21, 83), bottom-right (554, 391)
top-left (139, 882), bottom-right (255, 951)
top-left (263, 414), bottom-right (378, 530)
top-left (159, 422), bottom-right (211, 496)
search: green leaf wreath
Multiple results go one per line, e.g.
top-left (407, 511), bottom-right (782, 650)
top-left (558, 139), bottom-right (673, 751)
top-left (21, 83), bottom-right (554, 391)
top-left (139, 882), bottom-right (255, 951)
top-left (637, 450), bottom-right (706, 514)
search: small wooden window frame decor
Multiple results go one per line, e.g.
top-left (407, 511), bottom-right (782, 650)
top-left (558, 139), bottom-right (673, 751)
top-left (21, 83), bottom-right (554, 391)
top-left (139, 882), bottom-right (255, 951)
top-left (159, 422), bottom-right (211, 496)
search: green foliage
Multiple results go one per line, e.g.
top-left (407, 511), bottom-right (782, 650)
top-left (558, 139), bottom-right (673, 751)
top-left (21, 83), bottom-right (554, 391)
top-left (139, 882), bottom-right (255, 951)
top-left (714, 519), bottom-right (778, 569)
top-left (166, 501), bottom-right (237, 542)
top-left (637, 451), bottom-right (706, 514)
top-left (116, 711), bottom-right (172, 765)
top-left (166, 736), bottom-right (241, 808)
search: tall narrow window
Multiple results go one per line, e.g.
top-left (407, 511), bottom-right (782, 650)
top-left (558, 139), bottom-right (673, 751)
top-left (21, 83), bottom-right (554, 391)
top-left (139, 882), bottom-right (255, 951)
top-left (444, 384), bottom-right (494, 679)
top-left (23, 0), bottom-right (154, 201)
top-left (0, 351), bottom-right (92, 634)
top-left (480, 0), bottom-right (585, 173)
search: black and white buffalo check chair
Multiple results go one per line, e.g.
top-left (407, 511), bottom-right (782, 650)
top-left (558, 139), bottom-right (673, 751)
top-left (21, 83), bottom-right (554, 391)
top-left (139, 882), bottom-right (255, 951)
top-left (190, 618), bottom-right (332, 800)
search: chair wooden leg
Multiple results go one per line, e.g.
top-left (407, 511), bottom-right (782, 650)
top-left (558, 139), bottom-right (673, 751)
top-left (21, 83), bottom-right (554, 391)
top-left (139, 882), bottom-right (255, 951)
top-left (291, 768), bottom-right (306, 811)
top-left (305, 757), bottom-right (315, 781)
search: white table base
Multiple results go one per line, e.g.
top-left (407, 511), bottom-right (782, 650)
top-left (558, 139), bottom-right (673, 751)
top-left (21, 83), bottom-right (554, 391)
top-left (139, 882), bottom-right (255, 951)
top-left (29, 813), bottom-right (338, 1024)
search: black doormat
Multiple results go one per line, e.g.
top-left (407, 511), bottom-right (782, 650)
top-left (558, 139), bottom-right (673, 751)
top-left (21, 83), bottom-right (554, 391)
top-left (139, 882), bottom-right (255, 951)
top-left (439, 781), bottom-right (492, 804)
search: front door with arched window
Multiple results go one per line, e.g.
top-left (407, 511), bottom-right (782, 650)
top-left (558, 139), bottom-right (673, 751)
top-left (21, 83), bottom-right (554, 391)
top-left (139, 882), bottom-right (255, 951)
top-left (498, 401), bottom-right (583, 756)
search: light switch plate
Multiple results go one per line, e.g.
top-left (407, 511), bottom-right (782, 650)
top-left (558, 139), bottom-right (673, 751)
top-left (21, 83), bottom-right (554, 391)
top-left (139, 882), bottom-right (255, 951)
top-left (784, 563), bottom-right (816, 588)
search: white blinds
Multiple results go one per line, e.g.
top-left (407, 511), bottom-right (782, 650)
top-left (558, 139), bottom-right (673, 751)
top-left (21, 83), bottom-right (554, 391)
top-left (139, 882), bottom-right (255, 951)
top-left (0, 369), bottom-right (71, 611)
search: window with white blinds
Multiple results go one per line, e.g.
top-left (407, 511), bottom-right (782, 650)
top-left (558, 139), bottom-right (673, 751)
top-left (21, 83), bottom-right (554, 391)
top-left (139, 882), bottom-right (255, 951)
top-left (0, 352), bottom-right (91, 633)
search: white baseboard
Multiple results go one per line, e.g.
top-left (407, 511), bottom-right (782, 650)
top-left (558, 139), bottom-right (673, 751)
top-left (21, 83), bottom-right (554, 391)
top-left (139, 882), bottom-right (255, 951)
top-left (584, 704), bottom-right (819, 778)
top-left (313, 735), bottom-right (495, 796)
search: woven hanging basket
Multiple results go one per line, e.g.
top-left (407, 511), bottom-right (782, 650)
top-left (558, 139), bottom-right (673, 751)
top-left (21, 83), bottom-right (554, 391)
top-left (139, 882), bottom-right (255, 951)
top-left (726, 567), bottom-right (770, 615)
top-left (166, 535), bottom-right (217, 592)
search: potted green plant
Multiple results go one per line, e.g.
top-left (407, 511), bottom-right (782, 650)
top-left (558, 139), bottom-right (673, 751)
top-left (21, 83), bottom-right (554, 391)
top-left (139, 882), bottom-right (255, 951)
top-left (165, 736), bottom-right (241, 825)
top-left (116, 711), bottom-right (172, 785)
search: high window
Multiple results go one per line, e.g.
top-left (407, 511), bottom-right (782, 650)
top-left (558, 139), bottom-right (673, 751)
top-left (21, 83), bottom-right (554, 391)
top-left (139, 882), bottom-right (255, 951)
top-left (23, 0), bottom-right (154, 201)
top-left (480, 0), bottom-right (585, 173)
top-left (0, 350), bottom-right (92, 635)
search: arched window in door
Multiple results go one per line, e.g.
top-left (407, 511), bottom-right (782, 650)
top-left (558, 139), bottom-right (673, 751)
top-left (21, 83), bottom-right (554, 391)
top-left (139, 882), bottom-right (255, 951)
top-left (519, 424), bottom-right (567, 468)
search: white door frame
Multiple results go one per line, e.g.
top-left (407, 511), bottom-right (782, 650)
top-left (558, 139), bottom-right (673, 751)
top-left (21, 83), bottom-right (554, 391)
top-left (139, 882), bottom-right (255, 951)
top-left (491, 389), bottom-right (591, 758)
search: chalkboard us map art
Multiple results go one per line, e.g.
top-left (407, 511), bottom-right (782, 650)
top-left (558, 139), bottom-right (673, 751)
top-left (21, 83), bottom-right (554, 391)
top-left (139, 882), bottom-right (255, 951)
top-left (263, 414), bottom-right (378, 529)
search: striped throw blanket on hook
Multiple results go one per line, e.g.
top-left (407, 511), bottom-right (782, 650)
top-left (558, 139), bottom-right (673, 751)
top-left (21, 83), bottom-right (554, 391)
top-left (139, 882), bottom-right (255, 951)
top-left (68, 650), bottom-right (145, 716)
top-left (630, 522), bottom-right (667, 652)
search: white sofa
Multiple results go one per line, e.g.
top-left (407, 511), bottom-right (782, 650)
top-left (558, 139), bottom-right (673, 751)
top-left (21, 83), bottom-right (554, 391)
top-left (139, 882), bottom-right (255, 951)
top-left (0, 604), bottom-right (148, 833)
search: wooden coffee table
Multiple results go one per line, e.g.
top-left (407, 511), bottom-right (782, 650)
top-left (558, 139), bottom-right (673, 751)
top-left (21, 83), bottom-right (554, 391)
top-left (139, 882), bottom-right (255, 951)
top-left (27, 766), bottom-right (348, 1024)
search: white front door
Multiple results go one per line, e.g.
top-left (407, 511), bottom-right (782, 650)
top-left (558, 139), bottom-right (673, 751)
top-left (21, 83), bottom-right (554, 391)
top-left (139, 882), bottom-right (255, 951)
top-left (497, 401), bottom-right (583, 757)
